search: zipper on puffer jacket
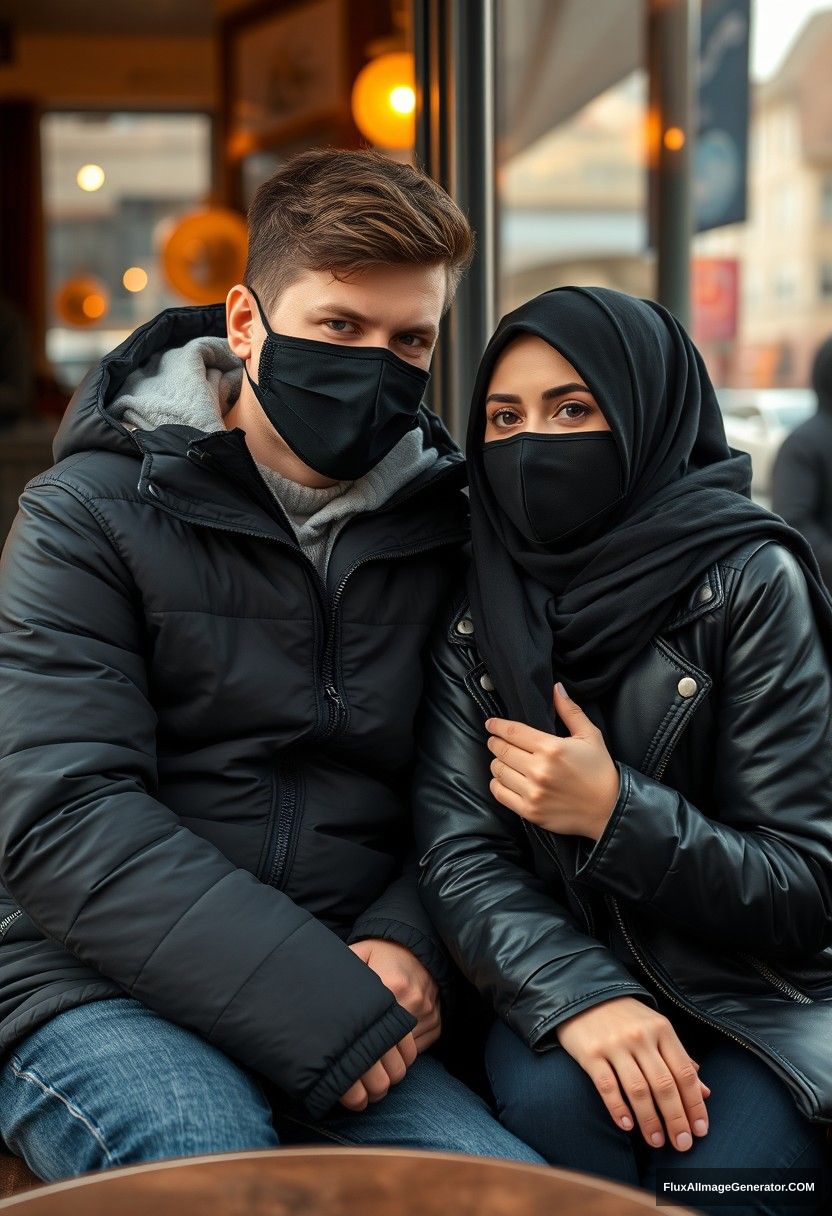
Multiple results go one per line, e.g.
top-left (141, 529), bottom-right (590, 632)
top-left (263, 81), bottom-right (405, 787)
top-left (167, 451), bottom-right (467, 742)
top-left (317, 531), bottom-right (468, 740)
top-left (263, 763), bottom-right (300, 891)
top-left (0, 909), bottom-right (22, 940)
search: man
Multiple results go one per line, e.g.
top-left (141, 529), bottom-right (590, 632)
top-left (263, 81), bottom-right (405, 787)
top-left (0, 149), bottom-right (541, 1179)
top-left (772, 335), bottom-right (832, 589)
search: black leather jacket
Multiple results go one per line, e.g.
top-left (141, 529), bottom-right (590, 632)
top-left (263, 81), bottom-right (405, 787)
top-left (415, 540), bottom-right (832, 1124)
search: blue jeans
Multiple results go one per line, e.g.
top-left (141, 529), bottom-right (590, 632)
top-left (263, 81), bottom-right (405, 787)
top-left (0, 998), bottom-right (543, 1181)
top-left (484, 1016), bottom-right (831, 1216)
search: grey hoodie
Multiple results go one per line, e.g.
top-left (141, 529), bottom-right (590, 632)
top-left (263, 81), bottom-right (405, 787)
top-left (110, 335), bottom-right (439, 577)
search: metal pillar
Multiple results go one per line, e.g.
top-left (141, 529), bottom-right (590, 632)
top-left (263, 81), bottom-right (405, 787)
top-left (414, 0), bottom-right (497, 442)
top-left (648, 0), bottom-right (699, 326)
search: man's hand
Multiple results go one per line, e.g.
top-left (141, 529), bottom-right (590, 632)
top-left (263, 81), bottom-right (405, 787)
top-left (555, 996), bottom-right (711, 1151)
top-left (338, 939), bottom-right (439, 1111)
top-left (349, 938), bottom-right (441, 1052)
top-left (338, 1034), bottom-right (417, 1111)
top-left (485, 682), bottom-right (620, 841)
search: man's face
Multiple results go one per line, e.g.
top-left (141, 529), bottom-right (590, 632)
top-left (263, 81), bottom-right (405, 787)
top-left (227, 262), bottom-right (446, 378)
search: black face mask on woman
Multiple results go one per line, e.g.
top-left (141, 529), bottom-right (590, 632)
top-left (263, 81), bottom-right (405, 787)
top-left (244, 288), bottom-right (430, 480)
top-left (481, 430), bottom-right (624, 545)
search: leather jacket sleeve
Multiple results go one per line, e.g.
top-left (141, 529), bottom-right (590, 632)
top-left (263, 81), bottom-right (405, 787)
top-left (413, 608), bottom-right (658, 1049)
top-left (574, 543), bottom-right (832, 959)
top-left (0, 481), bottom-right (416, 1119)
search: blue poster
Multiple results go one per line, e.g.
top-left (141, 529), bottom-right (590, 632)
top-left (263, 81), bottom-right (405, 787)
top-left (695, 0), bottom-right (751, 232)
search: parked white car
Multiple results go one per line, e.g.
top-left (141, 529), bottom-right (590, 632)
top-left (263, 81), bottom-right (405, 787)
top-left (718, 388), bottom-right (815, 500)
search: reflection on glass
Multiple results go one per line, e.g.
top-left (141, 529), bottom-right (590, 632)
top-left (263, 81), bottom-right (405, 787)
top-left (496, 0), bottom-right (649, 315)
top-left (42, 111), bottom-right (211, 390)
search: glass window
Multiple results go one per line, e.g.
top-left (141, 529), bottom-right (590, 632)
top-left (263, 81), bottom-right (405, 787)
top-left (42, 111), bottom-right (212, 391)
top-left (495, 0), bottom-right (648, 315)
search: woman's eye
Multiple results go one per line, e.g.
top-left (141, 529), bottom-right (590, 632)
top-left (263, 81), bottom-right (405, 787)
top-left (558, 402), bottom-right (591, 421)
top-left (491, 409), bottom-right (521, 428)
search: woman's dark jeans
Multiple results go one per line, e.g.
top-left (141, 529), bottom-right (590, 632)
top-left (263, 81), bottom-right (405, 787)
top-left (485, 1014), bottom-right (831, 1216)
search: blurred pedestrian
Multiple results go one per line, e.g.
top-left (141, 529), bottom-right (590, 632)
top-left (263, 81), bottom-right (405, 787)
top-left (772, 335), bottom-right (832, 587)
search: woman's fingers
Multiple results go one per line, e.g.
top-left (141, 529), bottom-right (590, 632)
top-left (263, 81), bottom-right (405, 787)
top-left (488, 778), bottom-right (527, 817)
top-left (484, 717), bottom-right (545, 753)
top-left (587, 1060), bottom-right (636, 1132)
top-left (610, 1053), bottom-right (667, 1148)
top-left (658, 1039), bottom-right (711, 1138)
top-left (486, 735), bottom-right (539, 776)
top-left (489, 755), bottom-right (534, 799)
top-left (632, 1041), bottom-right (705, 1151)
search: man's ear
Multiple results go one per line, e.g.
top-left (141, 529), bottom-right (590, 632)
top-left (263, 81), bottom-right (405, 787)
top-left (225, 284), bottom-right (257, 361)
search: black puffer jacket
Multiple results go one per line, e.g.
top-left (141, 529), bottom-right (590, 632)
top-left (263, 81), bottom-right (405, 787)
top-left (0, 304), bottom-right (468, 1119)
top-left (415, 540), bottom-right (832, 1124)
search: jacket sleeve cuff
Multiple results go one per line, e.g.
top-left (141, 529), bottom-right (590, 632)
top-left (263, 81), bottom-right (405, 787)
top-left (502, 939), bottom-right (661, 1050)
top-left (573, 764), bottom-right (680, 901)
top-left (302, 1001), bottom-right (417, 1119)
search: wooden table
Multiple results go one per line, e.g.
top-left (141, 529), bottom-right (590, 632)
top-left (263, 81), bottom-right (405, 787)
top-left (0, 1147), bottom-right (702, 1215)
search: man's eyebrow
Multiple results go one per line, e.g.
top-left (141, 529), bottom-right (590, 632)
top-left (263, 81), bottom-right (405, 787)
top-left (309, 302), bottom-right (438, 339)
top-left (485, 382), bottom-right (591, 405)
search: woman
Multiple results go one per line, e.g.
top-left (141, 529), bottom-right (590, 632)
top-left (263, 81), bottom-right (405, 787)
top-left (414, 287), bottom-right (832, 1212)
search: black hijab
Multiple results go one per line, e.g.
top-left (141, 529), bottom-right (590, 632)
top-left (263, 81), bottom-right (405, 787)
top-left (466, 286), bottom-right (832, 734)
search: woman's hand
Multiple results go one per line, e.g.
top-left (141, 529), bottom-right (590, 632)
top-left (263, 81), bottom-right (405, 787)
top-left (555, 996), bottom-right (711, 1151)
top-left (485, 683), bottom-right (619, 840)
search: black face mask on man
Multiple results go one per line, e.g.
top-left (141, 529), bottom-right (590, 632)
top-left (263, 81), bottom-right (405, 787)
top-left (243, 288), bottom-right (430, 480)
top-left (481, 431), bottom-right (625, 546)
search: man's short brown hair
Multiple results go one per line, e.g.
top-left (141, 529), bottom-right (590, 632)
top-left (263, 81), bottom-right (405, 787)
top-left (244, 148), bottom-right (475, 313)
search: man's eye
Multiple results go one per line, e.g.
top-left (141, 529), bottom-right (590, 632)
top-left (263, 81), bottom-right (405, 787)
top-left (325, 320), bottom-right (355, 334)
top-left (398, 334), bottom-right (427, 349)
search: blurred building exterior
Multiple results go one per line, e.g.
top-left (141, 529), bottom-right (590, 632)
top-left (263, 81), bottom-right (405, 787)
top-left (695, 10), bottom-right (832, 387)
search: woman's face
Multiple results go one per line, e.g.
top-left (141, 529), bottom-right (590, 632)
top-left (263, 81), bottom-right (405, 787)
top-left (483, 334), bottom-right (610, 442)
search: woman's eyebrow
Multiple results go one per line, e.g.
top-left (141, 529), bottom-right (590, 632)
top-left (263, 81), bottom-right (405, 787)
top-left (541, 382), bottom-right (590, 399)
top-left (485, 382), bottom-right (591, 405)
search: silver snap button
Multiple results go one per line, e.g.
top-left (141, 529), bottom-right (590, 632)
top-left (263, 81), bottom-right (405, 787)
top-left (480, 672), bottom-right (495, 692)
top-left (698, 585), bottom-right (713, 603)
top-left (456, 617), bottom-right (474, 636)
top-left (677, 676), bottom-right (698, 698)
